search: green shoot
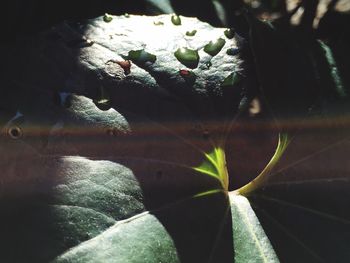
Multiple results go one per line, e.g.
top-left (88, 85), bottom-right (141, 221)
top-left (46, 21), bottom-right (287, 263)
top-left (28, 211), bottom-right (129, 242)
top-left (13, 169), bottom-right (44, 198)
top-left (236, 133), bottom-right (290, 196)
top-left (193, 147), bottom-right (229, 191)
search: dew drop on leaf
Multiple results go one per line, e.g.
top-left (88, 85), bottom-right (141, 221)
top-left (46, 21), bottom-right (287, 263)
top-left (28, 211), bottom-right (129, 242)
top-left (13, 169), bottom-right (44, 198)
top-left (204, 38), bottom-right (226, 56)
top-left (126, 50), bottom-right (156, 65)
top-left (171, 14), bottom-right (181, 25)
top-left (116, 60), bottom-right (131, 75)
top-left (186, 30), bottom-right (197, 36)
top-left (174, 48), bottom-right (199, 69)
top-left (153, 21), bottom-right (164, 26)
top-left (103, 13), bottom-right (113, 23)
top-left (224, 28), bottom-right (235, 39)
top-left (221, 72), bottom-right (241, 87)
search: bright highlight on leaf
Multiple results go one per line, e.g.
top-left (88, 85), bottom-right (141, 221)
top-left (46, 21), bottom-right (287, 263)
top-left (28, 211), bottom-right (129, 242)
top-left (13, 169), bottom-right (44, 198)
top-left (193, 147), bottom-right (229, 191)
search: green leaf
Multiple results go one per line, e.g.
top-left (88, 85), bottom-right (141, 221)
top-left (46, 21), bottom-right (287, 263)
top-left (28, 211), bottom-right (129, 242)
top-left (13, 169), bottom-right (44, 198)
top-left (53, 192), bottom-right (230, 263)
top-left (193, 147), bottom-right (229, 190)
top-left (230, 193), bottom-right (279, 263)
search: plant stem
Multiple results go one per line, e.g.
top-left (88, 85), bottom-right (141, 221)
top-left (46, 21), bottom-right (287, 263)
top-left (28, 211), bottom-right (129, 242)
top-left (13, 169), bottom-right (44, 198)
top-left (234, 133), bottom-right (290, 196)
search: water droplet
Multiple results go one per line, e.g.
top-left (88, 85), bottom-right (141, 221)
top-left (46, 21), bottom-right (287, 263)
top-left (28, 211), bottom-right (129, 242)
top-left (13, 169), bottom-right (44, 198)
top-left (179, 69), bottom-right (197, 84)
top-left (8, 126), bottom-right (22, 139)
top-left (171, 14), bottom-right (181, 25)
top-left (126, 49), bottom-right (156, 65)
top-left (221, 72), bottom-right (241, 87)
top-left (204, 38), bottom-right (226, 56)
top-left (186, 30), bottom-right (197, 36)
top-left (226, 48), bottom-right (240, 56)
top-left (124, 13), bottom-right (130, 18)
top-left (174, 48), bottom-right (199, 69)
top-left (116, 60), bottom-right (131, 75)
top-left (154, 21), bottom-right (164, 26)
top-left (205, 61), bottom-right (212, 69)
top-left (224, 28), bottom-right (235, 39)
top-left (103, 13), bottom-right (113, 23)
